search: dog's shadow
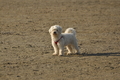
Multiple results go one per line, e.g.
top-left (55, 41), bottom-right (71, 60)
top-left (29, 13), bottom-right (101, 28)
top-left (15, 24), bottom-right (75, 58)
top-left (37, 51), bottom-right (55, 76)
top-left (64, 52), bottom-right (120, 57)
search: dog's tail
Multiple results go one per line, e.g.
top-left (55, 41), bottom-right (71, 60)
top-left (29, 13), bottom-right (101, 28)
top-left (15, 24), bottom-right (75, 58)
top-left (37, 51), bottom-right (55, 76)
top-left (65, 28), bottom-right (76, 35)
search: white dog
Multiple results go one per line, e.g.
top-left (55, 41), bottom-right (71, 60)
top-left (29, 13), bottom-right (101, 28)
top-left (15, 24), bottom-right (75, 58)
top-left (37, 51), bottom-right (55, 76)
top-left (49, 25), bottom-right (80, 56)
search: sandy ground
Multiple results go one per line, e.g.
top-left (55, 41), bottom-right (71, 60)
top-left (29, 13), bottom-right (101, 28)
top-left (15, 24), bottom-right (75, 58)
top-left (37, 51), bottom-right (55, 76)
top-left (0, 0), bottom-right (120, 80)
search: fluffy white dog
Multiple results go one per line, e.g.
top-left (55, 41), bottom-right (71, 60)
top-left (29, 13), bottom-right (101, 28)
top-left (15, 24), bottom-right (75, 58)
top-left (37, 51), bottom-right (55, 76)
top-left (49, 25), bottom-right (80, 56)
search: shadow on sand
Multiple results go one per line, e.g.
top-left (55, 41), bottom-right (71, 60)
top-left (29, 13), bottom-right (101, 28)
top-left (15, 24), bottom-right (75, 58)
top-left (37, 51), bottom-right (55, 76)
top-left (65, 52), bottom-right (120, 57)
top-left (82, 52), bottom-right (120, 56)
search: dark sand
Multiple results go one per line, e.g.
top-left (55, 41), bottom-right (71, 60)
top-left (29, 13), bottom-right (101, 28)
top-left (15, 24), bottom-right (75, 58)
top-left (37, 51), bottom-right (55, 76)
top-left (0, 0), bottom-right (120, 80)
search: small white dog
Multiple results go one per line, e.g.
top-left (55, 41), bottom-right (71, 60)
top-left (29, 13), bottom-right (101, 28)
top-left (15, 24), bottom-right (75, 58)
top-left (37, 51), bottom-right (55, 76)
top-left (49, 25), bottom-right (80, 56)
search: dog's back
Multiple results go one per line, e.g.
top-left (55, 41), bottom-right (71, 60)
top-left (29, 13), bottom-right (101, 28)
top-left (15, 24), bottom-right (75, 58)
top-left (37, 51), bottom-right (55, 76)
top-left (64, 28), bottom-right (76, 36)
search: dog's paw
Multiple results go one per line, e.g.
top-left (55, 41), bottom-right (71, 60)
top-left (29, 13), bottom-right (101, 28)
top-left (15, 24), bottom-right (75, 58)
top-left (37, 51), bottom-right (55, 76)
top-left (58, 53), bottom-right (64, 56)
top-left (52, 53), bottom-right (58, 56)
top-left (67, 52), bottom-right (72, 55)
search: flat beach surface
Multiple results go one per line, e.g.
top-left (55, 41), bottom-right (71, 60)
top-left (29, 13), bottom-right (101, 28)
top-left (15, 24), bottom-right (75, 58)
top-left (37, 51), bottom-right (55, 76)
top-left (0, 0), bottom-right (120, 80)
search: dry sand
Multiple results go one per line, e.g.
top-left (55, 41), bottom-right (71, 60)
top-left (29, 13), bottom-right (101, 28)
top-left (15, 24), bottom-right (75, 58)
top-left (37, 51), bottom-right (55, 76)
top-left (0, 0), bottom-right (120, 80)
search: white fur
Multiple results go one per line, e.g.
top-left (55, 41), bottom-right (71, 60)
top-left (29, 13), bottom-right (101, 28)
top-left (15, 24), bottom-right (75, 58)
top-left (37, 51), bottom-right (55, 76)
top-left (49, 25), bottom-right (80, 56)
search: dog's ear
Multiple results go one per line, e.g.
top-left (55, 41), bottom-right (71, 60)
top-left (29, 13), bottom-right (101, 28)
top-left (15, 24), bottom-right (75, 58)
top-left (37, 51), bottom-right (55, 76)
top-left (58, 26), bottom-right (62, 34)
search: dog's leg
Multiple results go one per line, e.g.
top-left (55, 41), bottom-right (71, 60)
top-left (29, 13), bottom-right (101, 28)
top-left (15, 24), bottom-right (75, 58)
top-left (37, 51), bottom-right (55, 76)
top-left (58, 44), bottom-right (64, 56)
top-left (73, 42), bottom-right (80, 54)
top-left (59, 47), bottom-right (64, 56)
top-left (52, 43), bottom-right (59, 56)
top-left (66, 45), bottom-right (73, 55)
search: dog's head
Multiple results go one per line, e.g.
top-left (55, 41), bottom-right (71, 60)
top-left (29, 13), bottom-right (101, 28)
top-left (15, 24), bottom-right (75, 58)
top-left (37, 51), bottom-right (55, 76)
top-left (49, 25), bottom-right (62, 37)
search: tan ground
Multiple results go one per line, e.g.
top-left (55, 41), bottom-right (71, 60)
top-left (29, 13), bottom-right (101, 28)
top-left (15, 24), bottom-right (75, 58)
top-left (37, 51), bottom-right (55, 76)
top-left (0, 0), bottom-right (120, 80)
